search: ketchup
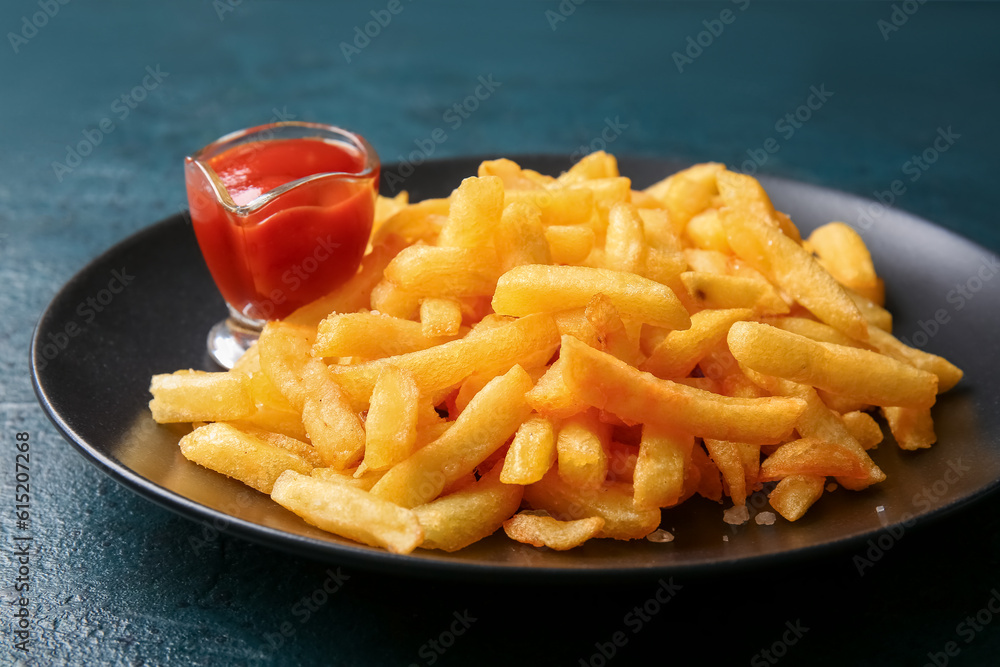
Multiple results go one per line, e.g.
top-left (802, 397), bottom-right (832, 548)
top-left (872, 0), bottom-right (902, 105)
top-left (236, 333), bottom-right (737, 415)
top-left (186, 137), bottom-right (379, 322)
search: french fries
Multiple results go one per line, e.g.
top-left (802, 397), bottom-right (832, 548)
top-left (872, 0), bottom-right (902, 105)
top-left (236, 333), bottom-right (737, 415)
top-left (151, 153), bottom-right (962, 554)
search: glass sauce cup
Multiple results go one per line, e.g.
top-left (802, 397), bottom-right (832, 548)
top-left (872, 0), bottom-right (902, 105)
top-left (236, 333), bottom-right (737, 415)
top-left (185, 122), bottom-right (379, 368)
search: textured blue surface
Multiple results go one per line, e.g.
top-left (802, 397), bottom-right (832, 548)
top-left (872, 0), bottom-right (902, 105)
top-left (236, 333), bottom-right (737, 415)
top-left (3, 1), bottom-right (1000, 665)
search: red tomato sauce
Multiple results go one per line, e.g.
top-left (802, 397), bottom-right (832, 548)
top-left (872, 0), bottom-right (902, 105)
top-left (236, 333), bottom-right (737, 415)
top-left (186, 137), bottom-right (378, 321)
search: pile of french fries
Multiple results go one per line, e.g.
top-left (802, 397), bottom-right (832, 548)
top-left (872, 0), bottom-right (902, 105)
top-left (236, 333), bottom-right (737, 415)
top-left (149, 153), bottom-right (962, 554)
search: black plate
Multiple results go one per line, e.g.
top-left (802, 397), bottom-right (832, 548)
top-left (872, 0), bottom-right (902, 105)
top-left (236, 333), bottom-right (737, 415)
top-left (31, 155), bottom-right (1000, 581)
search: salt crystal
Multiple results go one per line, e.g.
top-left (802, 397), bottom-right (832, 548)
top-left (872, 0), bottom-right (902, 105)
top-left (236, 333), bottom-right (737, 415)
top-left (722, 535), bottom-right (729, 542)
top-left (646, 529), bottom-right (675, 543)
top-left (723, 505), bottom-right (749, 525)
top-left (755, 511), bottom-right (777, 526)
top-left (826, 483), bottom-right (838, 492)
top-left (875, 505), bottom-right (888, 527)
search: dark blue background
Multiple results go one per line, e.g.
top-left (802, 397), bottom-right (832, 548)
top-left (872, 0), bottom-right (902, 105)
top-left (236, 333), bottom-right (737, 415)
top-left (2, 1), bottom-right (999, 665)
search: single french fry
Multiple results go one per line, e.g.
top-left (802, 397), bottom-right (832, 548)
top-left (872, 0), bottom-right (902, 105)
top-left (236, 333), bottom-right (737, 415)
top-left (679, 271), bottom-right (789, 315)
top-left (545, 225), bottom-right (596, 265)
top-left (728, 321), bottom-right (938, 409)
top-left (384, 245), bottom-right (502, 297)
top-left (638, 208), bottom-right (681, 253)
top-left (505, 188), bottom-right (594, 226)
top-left (420, 298), bottom-right (463, 338)
top-left (436, 175), bottom-right (504, 249)
top-left (230, 342), bottom-right (261, 376)
top-left (257, 320), bottom-right (315, 412)
top-left (500, 415), bottom-right (557, 485)
top-left (634, 426), bottom-right (694, 509)
top-left (605, 203), bottom-right (647, 275)
top-left (229, 408), bottom-right (310, 443)
top-left (179, 423), bottom-right (313, 494)
top-left (685, 209), bottom-right (730, 252)
top-left (299, 359), bottom-right (366, 469)
top-left (494, 200), bottom-right (551, 271)
top-left (314, 311), bottom-right (460, 359)
top-left (558, 151), bottom-right (619, 184)
top-left (643, 248), bottom-right (687, 286)
top-left (716, 169), bottom-right (801, 242)
top-left (149, 370), bottom-right (254, 423)
top-left (369, 365), bottom-right (534, 508)
top-left (641, 308), bottom-right (753, 380)
top-left (453, 370), bottom-right (495, 417)
top-left (227, 422), bottom-right (323, 467)
top-left (503, 513), bottom-right (605, 550)
top-left (525, 356), bottom-right (592, 419)
top-left (817, 389), bottom-right (871, 415)
top-left (363, 365), bottom-right (420, 471)
top-left (806, 222), bottom-right (878, 291)
top-left (845, 287), bottom-right (892, 332)
top-left (414, 464), bottom-right (523, 552)
top-left (703, 438), bottom-right (749, 506)
top-left (559, 335), bottom-right (806, 445)
top-left (768, 474), bottom-right (825, 522)
top-left (883, 406), bottom-right (937, 450)
top-left (759, 437), bottom-right (867, 481)
top-left (556, 410), bottom-right (611, 490)
top-left (246, 364), bottom-right (295, 411)
top-left (761, 316), bottom-right (869, 349)
top-left (369, 278), bottom-right (422, 320)
top-left (493, 264), bottom-right (691, 330)
top-left (271, 471), bottom-right (423, 554)
top-left (478, 157), bottom-right (550, 190)
top-left (840, 410), bottom-right (884, 451)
